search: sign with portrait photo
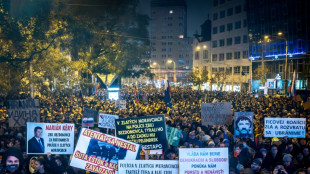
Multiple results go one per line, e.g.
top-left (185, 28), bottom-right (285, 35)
top-left (234, 112), bottom-right (254, 140)
top-left (27, 123), bottom-right (75, 154)
top-left (70, 128), bottom-right (140, 174)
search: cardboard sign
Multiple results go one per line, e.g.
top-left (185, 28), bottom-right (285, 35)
top-left (8, 99), bottom-right (40, 127)
top-left (179, 148), bottom-right (229, 174)
top-left (27, 123), bottom-right (75, 154)
top-left (234, 112), bottom-right (254, 140)
top-left (264, 118), bottom-right (306, 138)
top-left (201, 102), bottom-right (232, 126)
top-left (167, 126), bottom-right (182, 146)
top-left (82, 117), bottom-right (94, 128)
top-left (115, 100), bottom-right (126, 109)
top-left (98, 113), bottom-right (119, 129)
top-left (70, 128), bottom-right (140, 174)
top-left (118, 160), bottom-right (178, 174)
top-left (83, 108), bottom-right (98, 121)
top-left (115, 115), bottom-right (168, 150)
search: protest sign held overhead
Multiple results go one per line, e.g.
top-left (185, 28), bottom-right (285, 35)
top-left (179, 148), bottom-right (229, 174)
top-left (115, 100), bottom-right (126, 109)
top-left (83, 108), bottom-right (98, 121)
top-left (118, 160), bottom-right (178, 174)
top-left (234, 112), bottom-right (254, 140)
top-left (167, 126), bottom-right (182, 147)
top-left (115, 115), bottom-right (168, 150)
top-left (70, 128), bottom-right (140, 174)
top-left (82, 117), bottom-right (94, 128)
top-left (98, 113), bottom-right (119, 129)
top-left (8, 99), bottom-right (40, 127)
top-left (201, 102), bottom-right (232, 126)
top-left (27, 123), bottom-right (75, 154)
top-left (264, 118), bottom-right (306, 138)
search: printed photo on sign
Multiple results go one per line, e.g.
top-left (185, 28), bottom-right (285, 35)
top-left (264, 118), bottom-right (306, 138)
top-left (234, 112), bottom-right (254, 140)
top-left (167, 126), bottom-right (182, 147)
top-left (82, 117), bottom-right (94, 128)
top-left (8, 99), bottom-right (40, 127)
top-left (179, 148), bottom-right (229, 174)
top-left (70, 128), bottom-right (140, 174)
top-left (98, 113), bottom-right (119, 129)
top-left (115, 115), bottom-right (168, 150)
top-left (118, 160), bottom-right (178, 174)
top-left (201, 102), bottom-right (232, 126)
top-left (27, 123), bottom-right (75, 154)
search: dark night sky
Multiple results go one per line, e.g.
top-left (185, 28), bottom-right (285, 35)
top-left (137, 0), bottom-right (211, 37)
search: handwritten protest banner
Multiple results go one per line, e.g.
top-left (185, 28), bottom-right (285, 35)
top-left (264, 118), bottom-right (306, 138)
top-left (167, 126), bottom-right (182, 146)
top-left (115, 100), bottom-right (126, 109)
top-left (118, 160), bottom-right (178, 174)
top-left (234, 112), bottom-right (254, 140)
top-left (179, 148), bottom-right (229, 174)
top-left (115, 115), bottom-right (168, 150)
top-left (82, 117), bottom-right (94, 128)
top-left (98, 113), bottom-right (119, 129)
top-left (83, 108), bottom-right (98, 121)
top-left (201, 102), bottom-right (232, 126)
top-left (70, 128), bottom-right (140, 174)
top-left (27, 123), bottom-right (74, 154)
top-left (8, 99), bottom-right (40, 127)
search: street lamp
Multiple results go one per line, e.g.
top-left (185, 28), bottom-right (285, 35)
top-left (151, 62), bottom-right (161, 80)
top-left (167, 59), bottom-right (176, 83)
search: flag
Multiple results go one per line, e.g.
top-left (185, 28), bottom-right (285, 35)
top-left (165, 80), bottom-right (172, 108)
top-left (79, 90), bottom-right (85, 102)
top-left (289, 71), bottom-right (296, 101)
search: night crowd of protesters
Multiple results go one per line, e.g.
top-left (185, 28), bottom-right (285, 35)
top-left (0, 86), bottom-right (310, 174)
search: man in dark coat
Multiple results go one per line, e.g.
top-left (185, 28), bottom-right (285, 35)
top-left (28, 126), bottom-right (45, 153)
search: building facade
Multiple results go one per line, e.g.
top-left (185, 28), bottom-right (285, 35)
top-left (193, 0), bottom-right (251, 92)
top-left (150, 0), bottom-right (193, 84)
top-left (247, 0), bottom-right (310, 92)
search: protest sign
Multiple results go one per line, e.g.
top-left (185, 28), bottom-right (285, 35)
top-left (167, 126), bottom-right (182, 146)
top-left (27, 123), bottom-right (74, 154)
top-left (201, 102), bottom-right (232, 126)
top-left (98, 113), bottom-right (119, 129)
top-left (234, 112), bottom-right (254, 140)
top-left (115, 100), bottom-right (126, 109)
top-left (179, 148), bottom-right (229, 174)
top-left (83, 108), bottom-right (98, 121)
top-left (82, 117), bottom-right (94, 128)
top-left (115, 115), bottom-right (168, 150)
top-left (143, 96), bottom-right (148, 105)
top-left (264, 118), bottom-right (306, 138)
top-left (118, 160), bottom-right (178, 174)
top-left (70, 128), bottom-right (140, 174)
top-left (8, 99), bottom-right (40, 127)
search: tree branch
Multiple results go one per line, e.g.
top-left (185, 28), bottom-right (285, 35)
top-left (0, 38), bottom-right (56, 63)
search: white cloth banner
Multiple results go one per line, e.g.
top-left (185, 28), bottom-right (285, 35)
top-left (27, 123), bottom-right (75, 155)
top-left (118, 160), bottom-right (178, 174)
top-left (98, 113), bottom-right (119, 129)
top-left (264, 118), bottom-right (306, 138)
top-left (179, 148), bottom-right (229, 174)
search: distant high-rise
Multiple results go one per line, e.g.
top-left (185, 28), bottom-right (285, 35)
top-left (150, 0), bottom-right (193, 82)
top-left (193, 0), bottom-right (250, 92)
top-left (247, 0), bottom-right (310, 91)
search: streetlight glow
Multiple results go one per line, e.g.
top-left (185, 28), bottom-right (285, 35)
top-left (277, 32), bottom-right (283, 36)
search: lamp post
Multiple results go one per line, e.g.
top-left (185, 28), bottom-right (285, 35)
top-left (167, 59), bottom-right (176, 83)
top-left (152, 62), bottom-right (161, 80)
top-left (264, 32), bottom-right (288, 95)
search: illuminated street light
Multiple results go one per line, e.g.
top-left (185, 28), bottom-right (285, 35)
top-left (167, 59), bottom-right (176, 83)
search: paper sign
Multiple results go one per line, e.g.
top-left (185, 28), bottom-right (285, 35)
top-left (98, 113), bottom-right (119, 129)
top-left (201, 102), bottom-right (232, 126)
top-left (27, 123), bottom-right (75, 154)
top-left (118, 160), bottom-right (178, 174)
top-left (264, 118), bottom-right (306, 138)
